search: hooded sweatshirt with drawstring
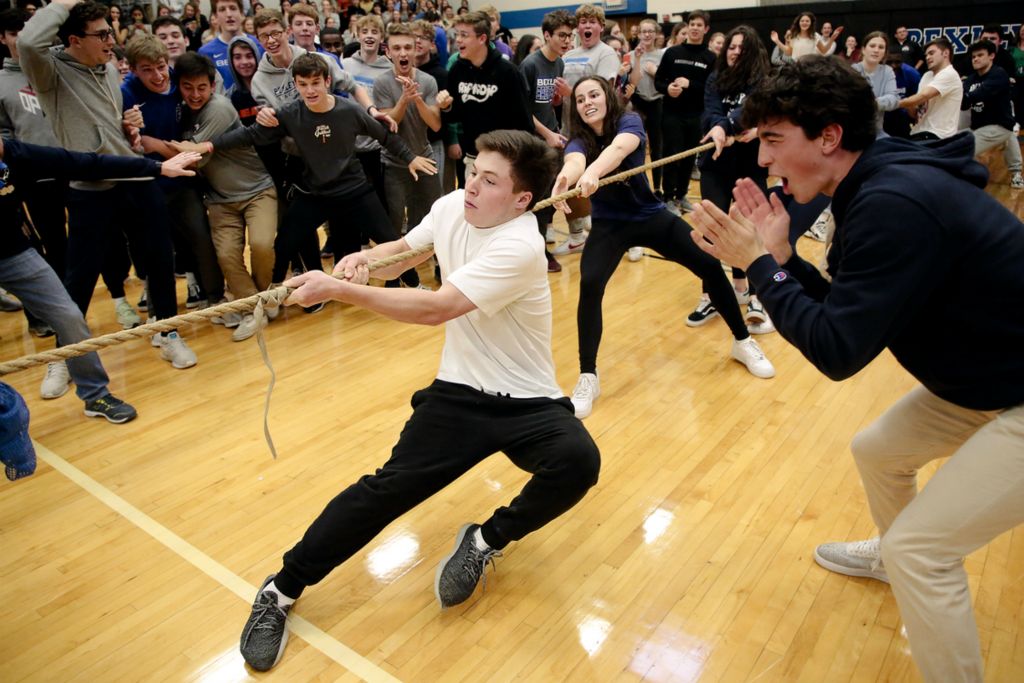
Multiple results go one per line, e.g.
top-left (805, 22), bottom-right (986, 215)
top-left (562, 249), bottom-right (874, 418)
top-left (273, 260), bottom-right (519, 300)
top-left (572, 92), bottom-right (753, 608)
top-left (17, 2), bottom-right (140, 190)
top-left (747, 133), bottom-right (1024, 411)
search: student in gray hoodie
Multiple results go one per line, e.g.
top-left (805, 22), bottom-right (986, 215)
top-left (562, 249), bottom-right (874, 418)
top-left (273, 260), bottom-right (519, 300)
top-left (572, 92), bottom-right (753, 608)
top-left (17, 0), bottom-right (197, 370)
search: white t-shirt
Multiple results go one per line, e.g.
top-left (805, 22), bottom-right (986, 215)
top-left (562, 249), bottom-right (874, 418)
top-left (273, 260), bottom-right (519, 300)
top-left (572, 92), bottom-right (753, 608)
top-left (562, 42), bottom-right (621, 87)
top-left (913, 64), bottom-right (964, 139)
top-left (790, 34), bottom-right (821, 60)
top-left (404, 191), bottom-right (562, 399)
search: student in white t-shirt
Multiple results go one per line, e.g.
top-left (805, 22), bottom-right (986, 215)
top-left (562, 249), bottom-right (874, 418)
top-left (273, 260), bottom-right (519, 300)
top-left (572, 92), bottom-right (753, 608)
top-left (233, 129), bottom-right (601, 673)
top-left (900, 37), bottom-right (964, 140)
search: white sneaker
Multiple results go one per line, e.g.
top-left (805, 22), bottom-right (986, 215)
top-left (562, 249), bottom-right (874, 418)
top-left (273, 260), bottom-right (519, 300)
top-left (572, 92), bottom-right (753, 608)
top-left (1011, 172), bottom-right (1023, 190)
top-left (159, 332), bottom-right (198, 369)
top-left (553, 237), bottom-right (586, 256)
top-left (40, 361), bottom-right (71, 399)
top-left (627, 247), bottom-right (644, 262)
top-left (208, 299), bottom-right (241, 328)
top-left (731, 338), bottom-right (775, 379)
top-left (232, 313), bottom-right (267, 342)
top-left (745, 296), bottom-right (772, 325)
top-left (734, 288), bottom-right (751, 305)
top-left (545, 226), bottom-right (557, 244)
top-left (814, 537), bottom-right (889, 583)
top-left (114, 299), bottom-right (141, 329)
top-left (570, 373), bottom-right (600, 419)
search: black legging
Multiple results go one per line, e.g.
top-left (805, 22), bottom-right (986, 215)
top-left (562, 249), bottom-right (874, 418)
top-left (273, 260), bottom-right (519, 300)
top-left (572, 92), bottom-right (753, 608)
top-left (273, 185), bottom-right (419, 287)
top-left (577, 208), bottom-right (750, 374)
top-left (699, 159), bottom-right (768, 288)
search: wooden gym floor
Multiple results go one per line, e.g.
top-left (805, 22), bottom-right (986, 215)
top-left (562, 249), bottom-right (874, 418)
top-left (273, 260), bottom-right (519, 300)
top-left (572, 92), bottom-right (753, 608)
top-left (1, 166), bottom-right (1022, 682)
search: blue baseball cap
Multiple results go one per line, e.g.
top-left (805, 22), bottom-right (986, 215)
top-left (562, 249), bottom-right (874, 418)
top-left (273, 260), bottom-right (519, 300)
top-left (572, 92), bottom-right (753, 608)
top-left (0, 381), bottom-right (36, 481)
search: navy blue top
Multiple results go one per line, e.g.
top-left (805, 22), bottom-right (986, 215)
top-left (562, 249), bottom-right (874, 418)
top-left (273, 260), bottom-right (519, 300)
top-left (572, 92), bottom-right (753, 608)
top-left (746, 133), bottom-right (1024, 411)
top-left (565, 112), bottom-right (664, 222)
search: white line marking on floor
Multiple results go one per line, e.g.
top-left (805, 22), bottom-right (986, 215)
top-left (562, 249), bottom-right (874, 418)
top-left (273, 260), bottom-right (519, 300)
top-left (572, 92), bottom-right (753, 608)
top-left (34, 440), bottom-right (402, 683)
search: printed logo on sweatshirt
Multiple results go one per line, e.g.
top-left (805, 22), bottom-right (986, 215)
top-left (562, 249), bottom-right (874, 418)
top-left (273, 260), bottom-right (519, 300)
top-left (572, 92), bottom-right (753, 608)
top-left (458, 82), bottom-right (499, 104)
top-left (17, 86), bottom-right (42, 117)
top-left (772, 271), bottom-right (788, 283)
top-left (314, 124), bottom-right (332, 143)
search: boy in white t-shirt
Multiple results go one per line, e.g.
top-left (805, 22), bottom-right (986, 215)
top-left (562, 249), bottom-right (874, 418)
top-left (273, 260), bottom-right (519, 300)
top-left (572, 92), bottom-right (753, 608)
top-left (900, 37), bottom-right (964, 140)
top-left (235, 129), bottom-right (601, 673)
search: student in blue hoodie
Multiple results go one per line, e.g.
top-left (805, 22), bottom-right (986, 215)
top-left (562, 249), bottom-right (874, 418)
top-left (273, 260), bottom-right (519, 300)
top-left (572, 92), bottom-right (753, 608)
top-left (689, 55), bottom-right (1024, 683)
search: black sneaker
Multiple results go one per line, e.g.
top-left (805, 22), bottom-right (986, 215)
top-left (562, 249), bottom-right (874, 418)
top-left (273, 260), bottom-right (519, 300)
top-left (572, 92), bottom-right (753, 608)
top-left (29, 321), bottom-right (55, 338)
top-left (685, 295), bottom-right (719, 328)
top-left (137, 292), bottom-right (148, 313)
top-left (434, 523), bottom-right (502, 608)
top-left (186, 283), bottom-right (205, 309)
top-left (83, 394), bottom-right (138, 424)
top-left (302, 302), bottom-right (325, 314)
top-left (240, 575), bottom-right (291, 672)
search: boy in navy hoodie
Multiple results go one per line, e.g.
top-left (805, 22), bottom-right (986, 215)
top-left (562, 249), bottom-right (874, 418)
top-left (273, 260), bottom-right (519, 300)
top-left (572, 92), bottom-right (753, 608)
top-left (689, 55), bottom-right (1024, 683)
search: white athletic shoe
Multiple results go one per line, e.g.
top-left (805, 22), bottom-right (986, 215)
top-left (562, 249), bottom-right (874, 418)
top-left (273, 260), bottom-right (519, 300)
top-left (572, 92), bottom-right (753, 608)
top-left (731, 338), bottom-right (775, 379)
top-left (804, 208), bottom-right (834, 242)
top-left (627, 247), bottom-right (644, 262)
top-left (159, 332), bottom-right (198, 369)
top-left (814, 537), bottom-right (889, 583)
top-left (232, 313), bottom-right (267, 342)
top-left (545, 226), bottom-right (557, 244)
top-left (40, 361), bottom-right (72, 399)
top-left (553, 237), bottom-right (586, 256)
top-left (1011, 172), bottom-right (1024, 190)
top-left (570, 373), bottom-right (600, 419)
top-left (745, 296), bottom-right (774, 328)
top-left (114, 299), bottom-right (142, 330)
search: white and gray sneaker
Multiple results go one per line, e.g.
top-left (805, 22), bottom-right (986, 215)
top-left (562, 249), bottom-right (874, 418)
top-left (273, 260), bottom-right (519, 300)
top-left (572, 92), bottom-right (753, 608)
top-left (159, 332), bottom-right (197, 369)
top-left (232, 313), bottom-right (267, 342)
top-left (114, 299), bottom-right (141, 329)
top-left (745, 296), bottom-right (776, 334)
top-left (570, 372), bottom-right (600, 419)
top-left (1011, 172), bottom-right (1023, 190)
top-left (239, 574), bottom-right (291, 671)
top-left (814, 536), bottom-right (889, 583)
top-left (731, 338), bottom-right (775, 378)
top-left (40, 361), bottom-right (71, 399)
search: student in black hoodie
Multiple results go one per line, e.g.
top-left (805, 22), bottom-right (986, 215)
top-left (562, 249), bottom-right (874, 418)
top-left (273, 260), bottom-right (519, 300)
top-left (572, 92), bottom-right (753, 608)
top-left (436, 11), bottom-right (533, 166)
top-left (689, 56), bottom-right (1024, 683)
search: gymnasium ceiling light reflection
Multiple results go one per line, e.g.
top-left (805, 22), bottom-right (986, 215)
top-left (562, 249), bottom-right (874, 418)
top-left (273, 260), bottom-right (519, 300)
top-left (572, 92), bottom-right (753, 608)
top-left (194, 648), bottom-right (250, 683)
top-left (578, 616), bottom-right (612, 656)
top-left (366, 531), bottom-right (420, 583)
top-left (643, 508), bottom-right (674, 544)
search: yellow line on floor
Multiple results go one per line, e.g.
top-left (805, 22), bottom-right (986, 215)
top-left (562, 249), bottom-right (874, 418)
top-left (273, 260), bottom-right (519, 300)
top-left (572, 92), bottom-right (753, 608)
top-left (34, 440), bottom-right (402, 683)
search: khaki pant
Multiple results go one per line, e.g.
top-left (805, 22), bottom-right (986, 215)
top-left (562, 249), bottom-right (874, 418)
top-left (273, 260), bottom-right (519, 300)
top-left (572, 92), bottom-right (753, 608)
top-left (206, 188), bottom-right (278, 298)
top-left (852, 385), bottom-right (1024, 683)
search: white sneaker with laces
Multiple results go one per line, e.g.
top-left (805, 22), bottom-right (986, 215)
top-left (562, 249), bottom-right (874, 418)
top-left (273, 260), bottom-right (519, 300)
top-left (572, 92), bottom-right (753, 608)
top-left (745, 296), bottom-right (771, 324)
top-left (686, 294), bottom-right (718, 327)
top-left (553, 237), bottom-right (586, 256)
top-left (627, 247), bottom-right (643, 262)
top-left (232, 313), bottom-right (267, 342)
top-left (114, 299), bottom-right (141, 329)
top-left (570, 373), bottom-right (600, 419)
top-left (40, 361), bottom-right (71, 399)
top-left (814, 536), bottom-right (889, 583)
top-left (545, 226), bottom-right (557, 244)
top-left (159, 332), bottom-right (198, 369)
top-left (734, 288), bottom-right (751, 305)
top-left (1011, 172), bottom-right (1023, 190)
top-left (731, 338), bottom-right (775, 378)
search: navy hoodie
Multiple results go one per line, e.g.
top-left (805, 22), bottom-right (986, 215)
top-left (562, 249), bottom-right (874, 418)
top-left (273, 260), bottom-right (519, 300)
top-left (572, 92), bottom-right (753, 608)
top-left (747, 133), bottom-right (1024, 410)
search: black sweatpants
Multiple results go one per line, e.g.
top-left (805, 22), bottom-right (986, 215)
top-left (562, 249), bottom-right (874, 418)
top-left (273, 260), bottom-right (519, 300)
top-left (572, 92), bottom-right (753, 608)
top-left (273, 185), bottom-right (419, 287)
top-left (577, 209), bottom-right (749, 374)
top-left (699, 160), bottom-right (768, 285)
top-left (65, 182), bottom-right (177, 320)
top-left (661, 111), bottom-right (701, 201)
top-left (631, 95), bottom-right (664, 193)
top-left (274, 380), bottom-right (601, 597)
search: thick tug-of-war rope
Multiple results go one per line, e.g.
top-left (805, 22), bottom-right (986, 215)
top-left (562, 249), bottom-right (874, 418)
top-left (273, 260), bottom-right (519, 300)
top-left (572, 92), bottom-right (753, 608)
top-left (0, 141), bottom-right (715, 456)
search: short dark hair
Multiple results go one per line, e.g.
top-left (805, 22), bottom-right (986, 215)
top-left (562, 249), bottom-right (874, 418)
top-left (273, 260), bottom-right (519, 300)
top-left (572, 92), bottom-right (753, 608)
top-left (981, 24), bottom-right (1002, 38)
top-left (321, 26), bottom-right (341, 38)
top-left (57, 1), bottom-right (110, 47)
top-left (175, 51), bottom-right (217, 84)
top-left (291, 52), bottom-right (330, 80)
top-left (475, 130), bottom-right (558, 210)
top-left (687, 9), bottom-right (710, 27)
top-left (152, 16), bottom-right (185, 34)
top-left (924, 36), bottom-right (952, 53)
top-left (0, 8), bottom-right (28, 34)
top-left (541, 9), bottom-right (574, 37)
top-left (213, 0), bottom-right (243, 14)
top-left (969, 39), bottom-right (996, 55)
top-left (741, 55), bottom-right (877, 152)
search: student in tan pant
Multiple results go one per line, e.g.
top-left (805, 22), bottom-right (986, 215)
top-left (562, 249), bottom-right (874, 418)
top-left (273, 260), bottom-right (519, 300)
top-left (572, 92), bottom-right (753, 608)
top-left (688, 56), bottom-right (1024, 683)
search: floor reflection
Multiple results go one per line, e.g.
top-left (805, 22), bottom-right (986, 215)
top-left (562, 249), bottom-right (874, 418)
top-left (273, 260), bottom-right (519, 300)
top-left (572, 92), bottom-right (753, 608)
top-left (365, 530), bottom-right (421, 583)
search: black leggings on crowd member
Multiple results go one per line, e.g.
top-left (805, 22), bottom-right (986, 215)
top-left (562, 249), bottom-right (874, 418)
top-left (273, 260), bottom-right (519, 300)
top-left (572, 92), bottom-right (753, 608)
top-left (577, 208), bottom-right (750, 374)
top-left (65, 182), bottom-right (177, 320)
top-left (661, 111), bottom-right (702, 201)
top-left (631, 95), bottom-right (664, 192)
top-left (699, 163), bottom-right (769, 288)
top-left (272, 379), bottom-right (601, 598)
top-left (272, 186), bottom-right (420, 286)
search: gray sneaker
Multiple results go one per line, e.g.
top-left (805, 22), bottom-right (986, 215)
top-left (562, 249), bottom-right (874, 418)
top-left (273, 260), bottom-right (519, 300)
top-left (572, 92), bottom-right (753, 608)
top-left (434, 523), bottom-right (502, 608)
top-left (814, 536), bottom-right (889, 583)
top-left (239, 575), bottom-right (291, 671)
